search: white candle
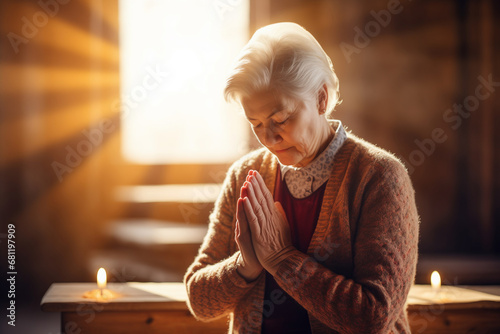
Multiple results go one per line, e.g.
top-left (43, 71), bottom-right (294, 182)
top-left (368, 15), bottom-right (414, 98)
top-left (97, 268), bottom-right (107, 297)
top-left (431, 270), bottom-right (441, 293)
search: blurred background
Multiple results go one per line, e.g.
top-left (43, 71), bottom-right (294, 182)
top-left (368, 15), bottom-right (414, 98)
top-left (0, 0), bottom-right (499, 332)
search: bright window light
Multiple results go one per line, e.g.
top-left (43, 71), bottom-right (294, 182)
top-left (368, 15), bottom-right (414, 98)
top-left (119, 0), bottom-right (250, 163)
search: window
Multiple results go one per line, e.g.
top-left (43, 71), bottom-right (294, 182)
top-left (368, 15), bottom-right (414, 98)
top-left (119, 0), bottom-right (250, 163)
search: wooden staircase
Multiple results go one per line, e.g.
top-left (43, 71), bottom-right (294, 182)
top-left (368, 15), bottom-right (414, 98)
top-left (90, 164), bottom-right (229, 283)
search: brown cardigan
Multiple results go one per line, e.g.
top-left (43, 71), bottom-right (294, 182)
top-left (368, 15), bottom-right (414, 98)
top-left (184, 133), bottom-right (420, 334)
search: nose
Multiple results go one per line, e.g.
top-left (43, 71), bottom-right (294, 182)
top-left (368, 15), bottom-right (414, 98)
top-left (261, 124), bottom-right (282, 147)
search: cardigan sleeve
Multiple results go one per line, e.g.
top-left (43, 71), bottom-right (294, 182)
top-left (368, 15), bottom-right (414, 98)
top-left (272, 159), bottom-right (419, 333)
top-left (184, 162), bottom-right (260, 321)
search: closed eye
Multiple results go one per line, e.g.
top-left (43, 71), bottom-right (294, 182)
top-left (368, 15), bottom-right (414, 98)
top-left (276, 118), bottom-right (288, 125)
top-left (252, 123), bottom-right (262, 128)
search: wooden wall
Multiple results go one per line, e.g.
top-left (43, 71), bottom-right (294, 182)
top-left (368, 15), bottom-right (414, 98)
top-left (251, 0), bottom-right (500, 254)
top-left (0, 0), bottom-right (120, 299)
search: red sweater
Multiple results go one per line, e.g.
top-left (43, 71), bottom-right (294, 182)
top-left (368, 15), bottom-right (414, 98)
top-left (261, 169), bottom-right (327, 333)
top-left (184, 133), bottom-right (419, 333)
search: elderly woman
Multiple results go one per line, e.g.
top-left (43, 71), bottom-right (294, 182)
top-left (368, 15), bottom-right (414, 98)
top-left (184, 22), bottom-right (419, 333)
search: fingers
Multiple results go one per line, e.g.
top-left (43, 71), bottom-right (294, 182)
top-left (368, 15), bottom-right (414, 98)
top-left (240, 170), bottom-right (254, 198)
top-left (240, 182), bottom-right (248, 199)
top-left (244, 182), bottom-right (263, 218)
top-left (246, 175), bottom-right (272, 217)
top-left (236, 198), bottom-right (247, 233)
top-left (239, 172), bottom-right (263, 236)
top-left (236, 200), bottom-right (252, 263)
top-left (237, 197), bottom-right (244, 220)
top-left (247, 171), bottom-right (274, 210)
top-left (241, 170), bottom-right (278, 229)
top-left (253, 171), bottom-right (275, 210)
top-left (235, 219), bottom-right (244, 253)
top-left (243, 197), bottom-right (261, 236)
top-left (240, 170), bottom-right (272, 236)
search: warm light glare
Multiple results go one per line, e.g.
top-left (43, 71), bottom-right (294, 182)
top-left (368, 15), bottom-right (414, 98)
top-left (431, 271), bottom-right (441, 290)
top-left (120, 0), bottom-right (250, 163)
top-left (97, 268), bottom-right (107, 289)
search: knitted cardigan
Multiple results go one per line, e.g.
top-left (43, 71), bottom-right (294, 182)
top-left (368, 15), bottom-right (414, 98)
top-left (184, 132), bottom-right (420, 334)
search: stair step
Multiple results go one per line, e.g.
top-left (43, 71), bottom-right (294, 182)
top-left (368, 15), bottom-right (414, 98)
top-left (114, 201), bottom-right (214, 224)
top-left (115, 184), bottom-right (222, 203)
top-left (100, 220), bottom-right (206, 280)
top-left (107, 219), bottom-right (208, 245)
top-left (89, 250), bottom-right (184, 282)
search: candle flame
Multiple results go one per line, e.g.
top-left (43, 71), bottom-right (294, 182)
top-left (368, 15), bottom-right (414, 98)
top-left (431, 271), bottom-right (441, 290)
top-left (97, 268), bottom-right (107, 289)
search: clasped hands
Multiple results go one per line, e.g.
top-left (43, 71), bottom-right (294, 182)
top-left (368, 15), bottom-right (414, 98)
top-left (235, 170), bottom-right (295, 281)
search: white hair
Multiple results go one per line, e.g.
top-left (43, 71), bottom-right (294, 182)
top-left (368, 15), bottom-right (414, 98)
top-left (224, 22), bottom-right (340, 117)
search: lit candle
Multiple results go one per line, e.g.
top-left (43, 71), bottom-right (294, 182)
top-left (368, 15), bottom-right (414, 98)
top-left (431, 270), bottom-right (441, 293)
top-left (97, 268), bottom-right (107, 297)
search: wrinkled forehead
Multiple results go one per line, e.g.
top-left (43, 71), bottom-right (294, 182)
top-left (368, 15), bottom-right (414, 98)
top-left (241, 90), bottom-right (297, 118)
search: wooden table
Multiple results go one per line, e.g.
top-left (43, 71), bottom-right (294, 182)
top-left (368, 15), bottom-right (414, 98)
top-left (41, 282), bottom-right (227, 334)
top-left (407, 285), bottom-right (500, 333)
top-left (41, 283), bottom-right (500, 333)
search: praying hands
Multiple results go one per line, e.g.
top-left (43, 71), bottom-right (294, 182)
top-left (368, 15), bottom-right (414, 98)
top-left (235, 170), bottom-right (295, 281)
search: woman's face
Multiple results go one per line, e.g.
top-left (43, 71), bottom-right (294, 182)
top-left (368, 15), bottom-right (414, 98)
top-left (241, 89), bottom-right (331, 167)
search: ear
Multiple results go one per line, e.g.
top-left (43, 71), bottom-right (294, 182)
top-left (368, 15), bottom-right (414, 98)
top-left (317, 84), bottom-right (328, 115)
